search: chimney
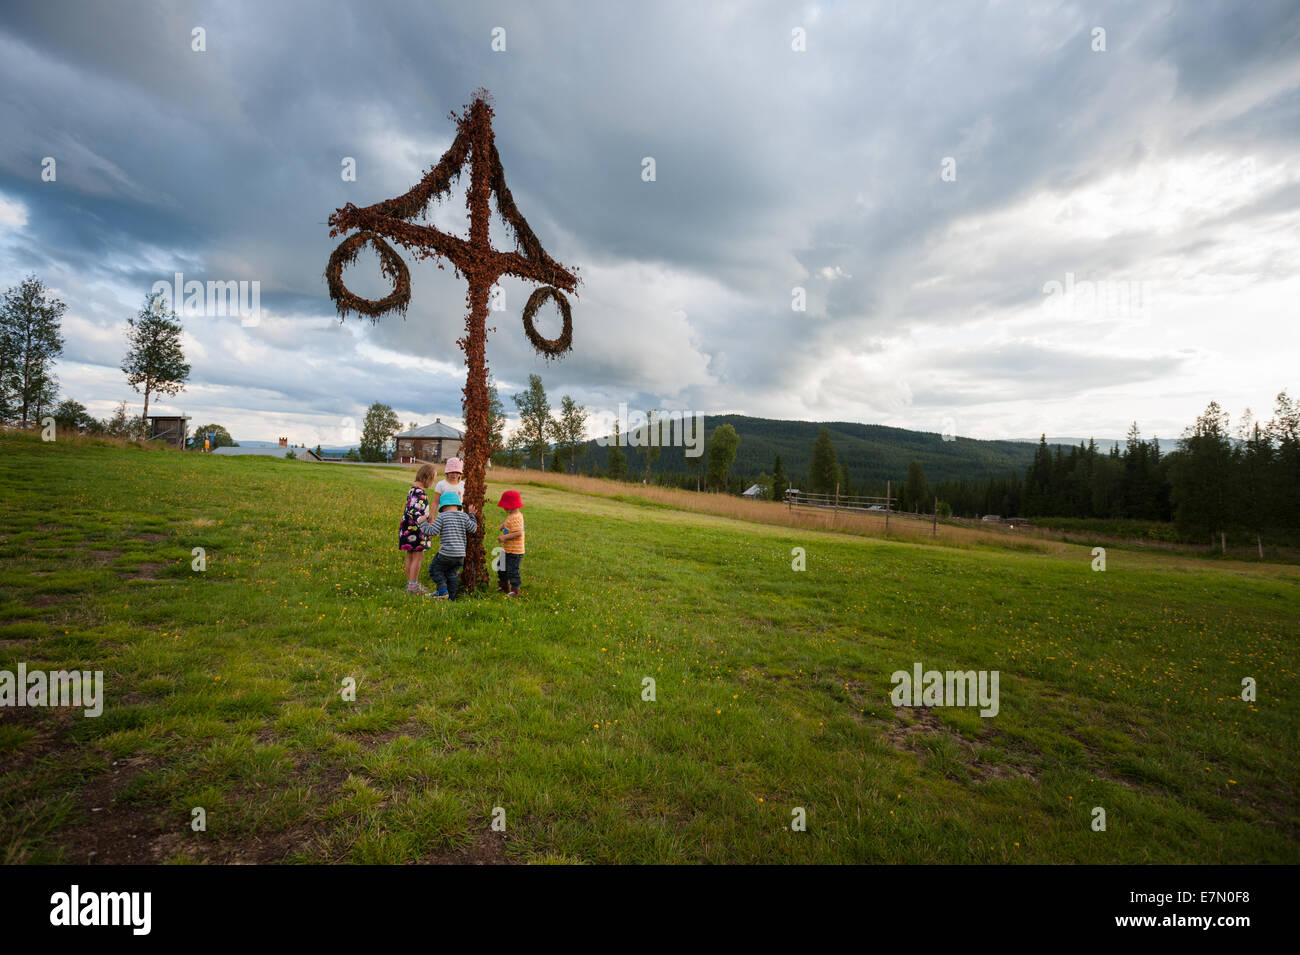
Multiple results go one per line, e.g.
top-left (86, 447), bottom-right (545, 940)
top-left (278, 437), bottom-right (288, 447)
top-left (435, 418), bottom-right (441, 423)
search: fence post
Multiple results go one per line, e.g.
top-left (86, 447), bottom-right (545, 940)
top-left (834, 483), bottom-right (839, 516)
top-left (885, 481), bottom-right (890, 532)
top-left (932, 496), bottom-right (937, 536)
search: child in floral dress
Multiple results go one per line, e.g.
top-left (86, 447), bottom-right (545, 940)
top-left (398, 463), bottom-right (437, 594)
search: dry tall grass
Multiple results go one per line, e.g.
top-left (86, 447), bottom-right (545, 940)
top-left (478, 466), bottom-right (1008, 549)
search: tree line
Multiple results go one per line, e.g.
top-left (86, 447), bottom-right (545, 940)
top-left (1, 275), bottom-right (190, 438)
top-left (892, 395), bottom-right (1299, 550)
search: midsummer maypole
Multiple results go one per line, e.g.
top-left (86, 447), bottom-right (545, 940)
top-left (325, 89), bottom-right (579, 591)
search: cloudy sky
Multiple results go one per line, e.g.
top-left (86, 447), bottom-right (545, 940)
top-left (1, 0), bottom-right (1297, 445)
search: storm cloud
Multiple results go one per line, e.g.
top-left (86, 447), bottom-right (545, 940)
top-left (1, 0), bottom-right (1296, 443)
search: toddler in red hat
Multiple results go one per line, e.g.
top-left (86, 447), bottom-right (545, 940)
top-left (496, 489), bottom-right (525, 597)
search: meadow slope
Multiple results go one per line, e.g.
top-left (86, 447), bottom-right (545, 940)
top-left (1, 431), bottom-right (1296, 863)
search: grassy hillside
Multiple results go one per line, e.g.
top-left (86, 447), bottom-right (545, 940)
top-left (1, 431), bottom-right (1296, 863)
top-left (579, 414), bottom-right (1042, 483)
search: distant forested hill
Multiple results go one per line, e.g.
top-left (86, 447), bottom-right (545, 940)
top-left (576, 414), bottom-right (1043, 485)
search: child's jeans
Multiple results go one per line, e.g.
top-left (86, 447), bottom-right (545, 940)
top-left (429, 552), bottom-right (465, 599)
top-left (504, 553), bottom-right (523, 591)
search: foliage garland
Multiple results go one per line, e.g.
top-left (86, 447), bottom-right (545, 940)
top-left (521, 286), bottom-right (573, 357)
top-left (324, 231), bottom-right (411, 320)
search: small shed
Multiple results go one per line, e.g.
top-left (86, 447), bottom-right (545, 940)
top-left (742, 484), bottom-right (764, 499)
top-left (394, 418), bottom-right (463, 464)
top-left (145, 415), bottom-right (189, 449)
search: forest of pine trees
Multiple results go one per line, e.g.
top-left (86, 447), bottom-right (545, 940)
top-left (926, 393), bottom-right (1299, 548)
top-left (775, 392), bottom-right (1299, 549)
top-left (1018, 423), bottom-right (1171, 521)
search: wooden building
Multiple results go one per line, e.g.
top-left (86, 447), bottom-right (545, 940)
top-left (145, 415), bottom-right (190, 449)
top-left (394, 419), bottom-right (464, 464)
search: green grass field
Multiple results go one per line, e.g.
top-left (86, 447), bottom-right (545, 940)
top-left (1, 430), bottom-right (1297, 863)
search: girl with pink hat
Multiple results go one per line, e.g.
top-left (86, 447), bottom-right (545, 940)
top-left (435, 457), bottom-right (464, 498)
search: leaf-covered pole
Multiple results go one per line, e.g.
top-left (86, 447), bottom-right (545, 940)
top-left (458, 102), bottom-right (493, 591)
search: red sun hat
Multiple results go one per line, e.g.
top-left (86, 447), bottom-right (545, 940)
top-left (497, 490), bottom-right (523, 510)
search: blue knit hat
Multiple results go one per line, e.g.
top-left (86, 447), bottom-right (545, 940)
top-left (438, 491), bottom-right (462, 510)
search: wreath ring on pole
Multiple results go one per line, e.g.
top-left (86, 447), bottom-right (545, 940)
top-left (325, 231), bottom-right (412, 320)
top-left (521, 285), bottom-right (573, 357)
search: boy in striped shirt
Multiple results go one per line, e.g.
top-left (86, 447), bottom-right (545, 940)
top-left (419, 491), bottom-right (479, 600)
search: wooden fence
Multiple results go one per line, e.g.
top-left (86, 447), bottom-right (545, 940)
top-left (785, 482), bottom-right (952, 536)
top-left (785, 482), bottom-right (896, 514)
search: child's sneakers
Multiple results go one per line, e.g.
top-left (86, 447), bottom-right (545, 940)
top-left (504, 587), bottom-right (521, 598)
top-left (496, 571), bottom-right (509, 594)
top-left (426, 586), bottom-right (450, 599)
